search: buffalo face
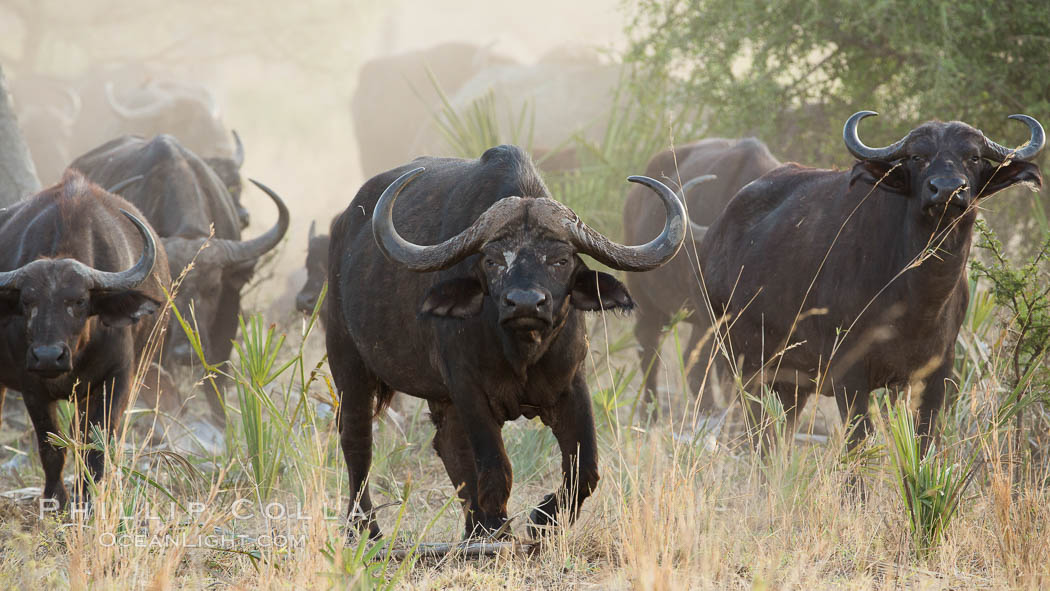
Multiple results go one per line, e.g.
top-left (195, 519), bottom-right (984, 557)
top-left (372, 167), bottom-right (687, 337)
top-left (161, 179), bottom-right (289, 366)
top-left (422, 235), bottom-right (634, 340)
top-left (0, 211), bottom-right (160, 378)
top-left (846, 112), bottom-right (1044, 221)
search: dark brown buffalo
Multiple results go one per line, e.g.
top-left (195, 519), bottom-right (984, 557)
top-left (700, 112), bottom-right (1044, 452)
top-left (328, 145), bottom-right (685, 538)
top-left (70, 134), bottom-right (289, 422)
top-left (0, 170), bottom-right (169, 507)
top-left (624, 138), bottom-right (780, 411)
top-left (295, 220), bottom-right (330, 327)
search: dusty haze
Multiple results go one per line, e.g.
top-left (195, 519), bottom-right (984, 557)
top-left (0, 0), bottom-right (626, 314)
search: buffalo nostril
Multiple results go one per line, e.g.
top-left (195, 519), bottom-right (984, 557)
top-left (29, 344), bottom-right (70, 371)
top-left (504, 289), bottom-right (547, 309)
top-left (927, 177), bottom-right (968, 204)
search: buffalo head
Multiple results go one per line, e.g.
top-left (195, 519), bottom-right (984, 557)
top-left (846, 111), bottom-right (1045, 218)
top-left (0, 211), bottom-right (159, 378)
top-left (372, 168), bottom-right (685, 338)
top-left (163, 179), bottom-right (289, 364)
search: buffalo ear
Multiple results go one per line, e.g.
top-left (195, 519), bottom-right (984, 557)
top-left (421, 277), bottom-right (484, 318)
top-left (978, 160), bottom-right (1043, 198)
top-left (849, 160), bottom-right (908, 193)
top-left (91, 290), bottom-right (161, 327)
top-left (0, 291), bottom-right (20, 317)
top-left (572, 270), bottom-right (634, 312)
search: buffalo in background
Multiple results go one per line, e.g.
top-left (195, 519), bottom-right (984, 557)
top-left (295, 220), bottom-right (331, 328)
top-left (8, 65), bottom-right (241, 192)
top-left (70, 134), bottom-right (289, 423)
top-left (408, 45), bottom-right (620, 166)
top-left (0, 171), bottom-right (169, 508)
top-left (624, 138), bottom-right (780, 413)
top-left (700, 112), bottom-right (1045, 453)
top-left (351, 42), bottom-right (518, 178)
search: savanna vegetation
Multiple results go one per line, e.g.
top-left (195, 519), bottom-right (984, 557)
top-left (1, 1), bottom-right (1050, 589)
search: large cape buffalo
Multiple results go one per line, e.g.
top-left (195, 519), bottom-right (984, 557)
top-left (624, 138), bottom-right (780, 412)
top-left (0, 170), bottom-right (170, 507)
top-left (70, 134), bottom-right (289, 422)
top-left (328, 145), bottom-right (685, 538)
top-left (700, 112), bottom-right (1044, 452)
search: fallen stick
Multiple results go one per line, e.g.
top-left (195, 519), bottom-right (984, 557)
top-left (385, 540), bottom-right (538, 560)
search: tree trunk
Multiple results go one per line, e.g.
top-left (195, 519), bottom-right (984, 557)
top-left (0, 65), bottom-right (41, 207)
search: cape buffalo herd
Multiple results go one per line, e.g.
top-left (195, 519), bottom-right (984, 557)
top-left (9, 65), bottom-right (240, 186)
top-left (69, 134), bottom-right (289, 422)
top-left (1, 53), bottom-right (1046, 545)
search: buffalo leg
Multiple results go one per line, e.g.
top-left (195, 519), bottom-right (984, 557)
top-left (683, 321), bottom-right (718, 415)
top-left (835, 386), bottom-right (873, 454)
top-left (835, 384), bottom-right (873, 501)
top-left (777, 381), bottom-right (812, 442)
top-left (202, 283), bottom-right (243, 424)
top-left (634, 304), bottom-right (669, 407)
top-left (446, 385), bottom-right (512, 537)
top-left (0, 386), bottom-right (5, 431)
top-left (329, 336), bottom-right (383, 538)
top-left (916, 362), bottom-right (950, 456)
top-left (530, 372), bottom-right (599, 537)
top-left (24, 396), bottom-right (68, 509)
top-left (429, 401), bottom-right (501, 538)
top-left (75, 372), bottom-right (132, 503)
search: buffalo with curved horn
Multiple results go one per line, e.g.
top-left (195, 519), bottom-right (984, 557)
top-left (701, 112), bottom-right (1044, 458)
top-left (70, 134), bottom-right (289, 424)
top-left (0, 170), bottom-right (171, 508)
top-left (328, 145), bottom-right (684, 539)
top-left (623, 137), bottom-right (782, 412)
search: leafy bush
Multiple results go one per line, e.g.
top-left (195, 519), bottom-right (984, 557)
top-left (626, 0), bottom-right (1050, 166)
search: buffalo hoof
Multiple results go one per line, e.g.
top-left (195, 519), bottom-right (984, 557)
top-left (344, 519), bottom-right (382, 543)
top-left (464, 515), bottom-right (512, 541)
top-left (526, 493), bottom-right (559, 539)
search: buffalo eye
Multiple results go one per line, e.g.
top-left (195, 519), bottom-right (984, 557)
top-left (911, 155), bottom-right (924, 163)
top-left (485, 258), bottom-right (499, 268)
top-left (550, 258), bottom-right (569, 268)
top-left (969, 155), bottom-right (981, 164)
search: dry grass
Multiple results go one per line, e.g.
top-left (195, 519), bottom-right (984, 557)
top-left (0, 307), bottom-right (1048, 590)
top-left (1, 76), bottom-right (1048, 589)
